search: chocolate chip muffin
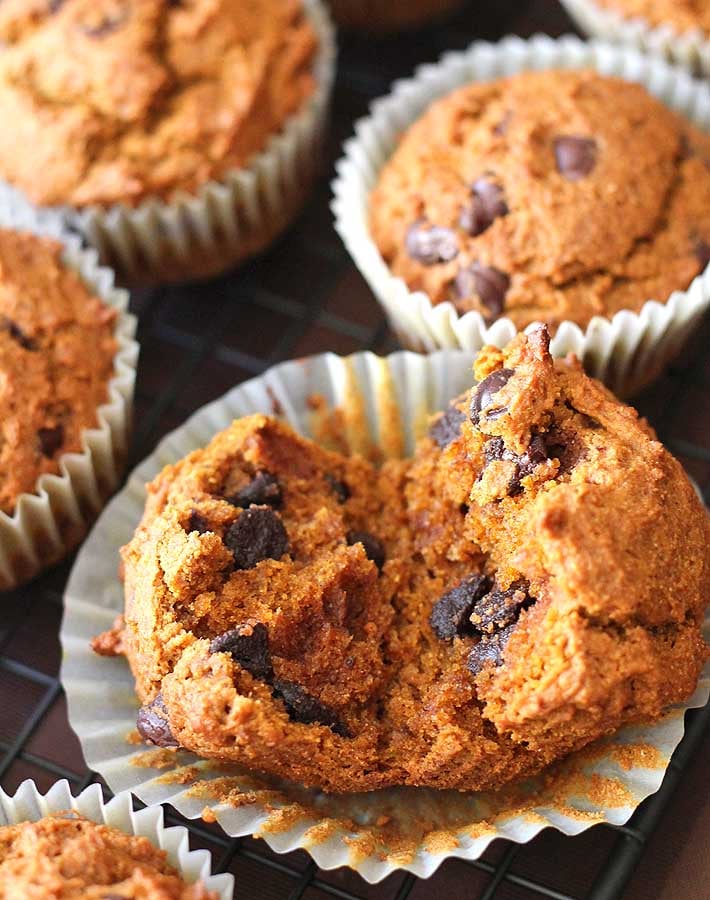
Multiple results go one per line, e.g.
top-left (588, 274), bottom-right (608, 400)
top-left (594, 0), bottom-right (710, 33)
top-left (95, 329), bottom-right (709, 793)
top-left (0, 0), bottom-right (317, 208)
top-left (369, 69), bottom-right (710, 331)
top-left (0, 814), bottom-right (216, 898)
top-left (0, 227), bottom-right (117, 516)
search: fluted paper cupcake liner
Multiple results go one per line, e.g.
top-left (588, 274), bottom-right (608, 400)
top-left (0, 195), bottom-right (138, 592)
top-left (560, 0), bottom-right (710, 77)
top-left (60, 348), bottom-right (710, 884)
top-left (0, 779), bottom-right (233, 898)
top-left (0, 0), bottom-right (335, 287)
top-left (332, 34), bottom-right (710, 397)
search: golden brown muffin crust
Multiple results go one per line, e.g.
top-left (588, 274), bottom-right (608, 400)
top-left (369, 70), bottom-right (710, 331)
top-left (0, 0), bottom-right (317, 207)
top-left (0, 227), bottom-right (117, 515)
top-left (0, 814), bottom-right (216, 898)
top-left (595, 0), bottom-right (710, 32)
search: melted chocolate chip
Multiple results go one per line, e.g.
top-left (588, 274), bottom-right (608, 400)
top-left (493, 112), bottom-right (512, 136)
top-left (346, 531), bottom-right (385, 570)
top-left (136, 693), bottom-right (179, 748)
top-left (48, 0), bottom-right (66, 11)
top-left (695, 239), bottom-right (710, 270)
top-left (554, 136), bottom-right (597, 180)
top-left (466, 623), bottom-right (516, 675)
top-left (272, 678), bottom-right (350, 736)
top-left (470, 581), bottom-right (531, 634)
top-left (455, 263), bottom-right (509, 319)
top-left (210, 622), bottom-right (273, 681)
top-left (1, 317), bottom-right (36, 350)
top-left (430, 574), bottom-right (491, 641)
top-left (37, 425), bottom-right (64, 458)
top-left (429, 403), bottom-right (466, 449)
top-left (325, 474), bottom-right (350, 503)
top-left (186, 510), bottom-right (210, 534)
top-left (224, 507), bottom-right (289, 570)
top-left (459, 179), bottom-right (508, 237)
top-left (405, 221), bottom-right (459, 265)
top-left (508, 434), bottom-right (548, 495)
top-left (78, 7), bottom-right (128, 37)
top-left (227, 472), bottom-right (282, 509)
top-left (470, 369), bottom-right (514, 425)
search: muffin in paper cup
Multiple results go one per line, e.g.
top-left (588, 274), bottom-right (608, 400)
top-left (60, 348), bottom-right (710, 883)
top-left (0, 779), bottom-right (233, 898)
top-left (0, 195), bottom-right (138, 592)
top-left (560, 0), bottom-right (710, 77)
top-left (332, 35), bottom-right (710, 397)
top-left (328, 0), bottom-right (464, 33)
top-left (1, 0), bottom-right (335, 287)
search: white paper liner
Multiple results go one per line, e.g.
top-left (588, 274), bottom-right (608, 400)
top-left (0, 779), bottom-right (233, 898)
top-left (23, 0), bottom-right (335, 286)
top-left (560, 0), bottom-right (710, 77)
top-left (60, 348), bottom-right (710, 884)
top-left (0, 194), bottom-right (139, 592)
top-left (331, 34), bottom-right (710, 397)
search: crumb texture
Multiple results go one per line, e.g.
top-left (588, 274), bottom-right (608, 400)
top-left (595, 0), bottom-right (710, 32)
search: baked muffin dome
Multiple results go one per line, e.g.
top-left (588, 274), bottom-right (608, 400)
top-left (0, 0), bottom-right (317, 208)
top-left (594, 0), bottom-right (710, 33)
top-left (0, 814), bottom-right (216, 898)
top-left (369, 69), bottom-right (710, 331)
top-left (0, 227), bottom-right (117, 515)
top-left (95, 330), bottom-right (709, 793)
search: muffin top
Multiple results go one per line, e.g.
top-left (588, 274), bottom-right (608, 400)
top-left (369, 69), bottom-right (710, 331)
top-left (0, 814), bottom-right (216, 898)
top-left (595, 0), bottom-right (710, 33)
top-left (0, 0), bottom-right (318, 208)
top-left (0, 227), bottom-right (117, 515)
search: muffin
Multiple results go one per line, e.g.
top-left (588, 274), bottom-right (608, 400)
top-left (0, 0), bottom-right (333, 284)
top-left (93, 328), bottom-right (710, 793)
top-left (369, 69), bottom-right (710, 333)
top-left (0, 216), bottom-right (136, 592)
top-left (0, 814), bottom-right (216, 898)
top-left (329, 0), bottom-right (463, 32)
top-left (561, 0), bottom-right (710, 77)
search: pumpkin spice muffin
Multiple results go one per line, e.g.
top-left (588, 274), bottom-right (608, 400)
top-left (0, 227), bottom-right (117, 516)
top-left (94, 329), bottom-right (710, 793)
top-left (592, 0), bottom-right (710, 34)
top-left (369, 69), bottom-right (710, 332)
top-left (0, 0), bottom-right (318, 208)
top-left (0, 814), bottom-right (216, 898)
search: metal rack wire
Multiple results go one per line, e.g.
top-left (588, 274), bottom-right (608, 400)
top-left (1, 2), bottom-right (709, 898)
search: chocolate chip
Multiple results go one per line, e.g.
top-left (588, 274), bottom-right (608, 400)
top-left (470, 369), bottom-right (514, 425)
top-left (455, 263), bottom-right (510, 319)
top-left (483, 436), bottom-right (506, 464)
top-left (470, 581), bottom-right (531, 634)
top-left (224, 507), bottom-right (289, 570)
top-left (272, 678), bottom-right (350, 737)
top-left (466, 624), bottom-right (516, 675)
top-left (209, 622), bottom-right (273, 681)
top-left (346, 531), bottom-right (385, 570)
top-left (508, 434), bottom-right (549, 495)
top-left (430, 574), bottom-right (491, 641)
top-left (1, 316), bottom-right (36, 351)
top-left (459, 179), bottom-right (508, 237)
top-left (493, 112), bottom-right (512, 136)
top-left (405, 221), bottom-right (459, 265)
top-left (227, 472), bottom-right (282, 509)
top-left (325, 474), bottom-right (350, 503)
top-left (695, 239), bottom-right (710, 270)
top-left (554, 136), bottom-right (597, 180)
top-left (48, 0), bottom-right (66, 11)
top-left (136, 693), bottom-right (179, 748)
top-left (429, 403), bottom-right (466, 449)
top-left (78, 7), bottom-right (128, 37)
top-left (186, 510), bottom-right (210, 534)
top-left (37, 425), bottom-right (64, 458)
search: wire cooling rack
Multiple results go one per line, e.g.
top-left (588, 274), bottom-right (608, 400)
top-left (1, 2), bottom-right (709, 898)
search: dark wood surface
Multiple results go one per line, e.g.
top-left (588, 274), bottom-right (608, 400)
top-left (1, 2), bottom-right (708, 898)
